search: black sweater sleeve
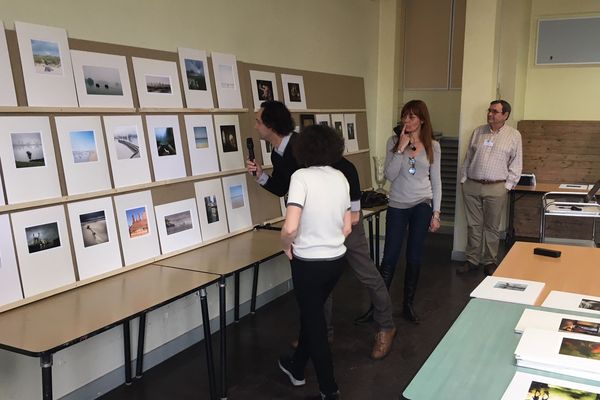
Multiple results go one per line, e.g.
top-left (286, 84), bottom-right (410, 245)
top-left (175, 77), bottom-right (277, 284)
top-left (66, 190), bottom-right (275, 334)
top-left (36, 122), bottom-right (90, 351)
top-left (333, 158), bottom-right (362, 202)
top-left (262, 135), bottom-right (301, 197)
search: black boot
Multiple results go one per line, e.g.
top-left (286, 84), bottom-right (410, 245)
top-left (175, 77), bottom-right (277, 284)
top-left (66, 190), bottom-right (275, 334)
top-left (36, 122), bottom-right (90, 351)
top-left (403, 263), bottom-right (420, 323)
top-left (380, 264), bottom-right (395, 291)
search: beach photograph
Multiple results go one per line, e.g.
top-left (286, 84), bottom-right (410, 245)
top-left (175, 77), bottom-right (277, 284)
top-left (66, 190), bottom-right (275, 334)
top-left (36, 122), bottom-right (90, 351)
top-left (194, 126), bottom-right (209, 149)
top-left (31, 39), bottom-right (62, 75)
top-left (70, 130), bottom-right (98, 163)
top-left (230, 185), bottom-right (244, 209)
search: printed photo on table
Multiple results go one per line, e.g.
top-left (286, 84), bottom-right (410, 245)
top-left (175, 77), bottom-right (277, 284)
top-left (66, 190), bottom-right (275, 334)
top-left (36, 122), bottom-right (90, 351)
top-left (526, 380), bottom-right (600, 400)
top-left (559, 337), bottom-right (600, 361)
top-left (580, 299), bottom-right (600, 312)
top-left (559, 318), bottom-right (600, 337)
top-left (493, 281), bottom-right (527, 292)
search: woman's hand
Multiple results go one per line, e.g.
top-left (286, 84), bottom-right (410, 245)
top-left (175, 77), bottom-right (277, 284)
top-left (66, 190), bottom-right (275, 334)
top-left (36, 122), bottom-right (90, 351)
top-left (429, 214), bottom-right (441, 232)
top-left (397, 130), bottom-right (411, 153)
top-left (283, 246), bottom-right (293, 260)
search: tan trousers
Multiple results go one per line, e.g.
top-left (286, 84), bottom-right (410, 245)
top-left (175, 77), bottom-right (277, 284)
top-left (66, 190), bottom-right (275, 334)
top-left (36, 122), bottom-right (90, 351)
top-left (462, 179), bottom-right (508, 265)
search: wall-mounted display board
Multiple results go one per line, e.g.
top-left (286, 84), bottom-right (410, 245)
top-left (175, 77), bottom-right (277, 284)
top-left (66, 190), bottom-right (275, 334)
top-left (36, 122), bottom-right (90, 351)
top-left (0, 116), bottom-right (62, 204)
top-left (14, 21), bottom-right (78, 107)
top-left (55, 116), bottom-right (112, 196)
top-left (0, 21), bottom-right (17, 106)
top-left (178, 47), bottom-right (214, 109)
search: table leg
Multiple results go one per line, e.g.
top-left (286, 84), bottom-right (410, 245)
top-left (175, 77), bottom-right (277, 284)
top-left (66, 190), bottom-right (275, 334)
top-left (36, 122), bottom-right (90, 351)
top-left (200, 287), bottom-right (217, 400)
top-left (375, 213), bottom-right (381, 270)
top-left (234, 272), bottom-right (240, 323)
top-left (367, 216), bottom-right (374, 262)
top-left (41, 353), bottom-right (53, 400)
top-left (506, 190), bottom-right (516, 249)
top-left (123, 320), bottom-right (132, 385)
top-left (250, 263), bottom-right (259, 314)
top-left (219, 276), bottom-right (228, 400)
top-left (135, 313), bottom-right (146, 378)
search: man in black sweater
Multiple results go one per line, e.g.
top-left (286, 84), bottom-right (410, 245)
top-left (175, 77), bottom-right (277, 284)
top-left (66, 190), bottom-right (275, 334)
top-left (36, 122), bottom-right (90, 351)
top-left (247, 101), bottom-right (396, 360)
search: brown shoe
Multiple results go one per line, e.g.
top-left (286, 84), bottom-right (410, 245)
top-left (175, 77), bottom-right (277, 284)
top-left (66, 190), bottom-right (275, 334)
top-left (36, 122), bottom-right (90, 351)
top-left (456, 261), bottom-right (479, 274)
top-left (483, 263), bottom-right (498, 276)
top-left (371, 327), bottom-right (397, 360)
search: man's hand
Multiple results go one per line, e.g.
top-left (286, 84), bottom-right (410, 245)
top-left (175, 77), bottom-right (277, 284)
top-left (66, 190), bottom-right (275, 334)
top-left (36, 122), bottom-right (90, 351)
top-left (246, 159), bottom-right (263, 177)
top-left (351, 211), bottom-right (360, 225)
top-left (283, 246), bottom-right (293, 260)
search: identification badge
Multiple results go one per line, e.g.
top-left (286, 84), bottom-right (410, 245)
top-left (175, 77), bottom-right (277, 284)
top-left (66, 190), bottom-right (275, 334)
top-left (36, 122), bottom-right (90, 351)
top-left (483, 139), bottom-right (494, 147)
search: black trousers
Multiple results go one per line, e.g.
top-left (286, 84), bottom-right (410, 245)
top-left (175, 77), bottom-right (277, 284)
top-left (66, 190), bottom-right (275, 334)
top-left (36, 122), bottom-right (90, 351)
top-left (291, 255), bottom-right (347, 395)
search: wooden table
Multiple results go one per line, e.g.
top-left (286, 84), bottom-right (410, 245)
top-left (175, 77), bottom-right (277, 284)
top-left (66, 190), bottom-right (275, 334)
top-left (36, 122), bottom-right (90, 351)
top-left (0, 264), bottom-right (220, 400)
top-left (155, 227), bottom-right (283, 400)
top-left (495, 241), bottom-right (600, 305)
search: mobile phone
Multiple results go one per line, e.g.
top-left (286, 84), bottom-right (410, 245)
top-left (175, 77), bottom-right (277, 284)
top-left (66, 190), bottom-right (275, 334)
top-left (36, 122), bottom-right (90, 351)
top-left (393, 124), bottom-right (403, 136)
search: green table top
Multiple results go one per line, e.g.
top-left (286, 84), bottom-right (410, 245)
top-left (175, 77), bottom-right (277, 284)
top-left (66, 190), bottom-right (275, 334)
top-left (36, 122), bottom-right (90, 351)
top-left (403, 298), bottom-right (600, 399)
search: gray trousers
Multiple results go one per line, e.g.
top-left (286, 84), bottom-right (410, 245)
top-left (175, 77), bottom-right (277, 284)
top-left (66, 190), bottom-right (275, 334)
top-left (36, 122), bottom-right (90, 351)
top-left (462, 180), bottom-right (508, 265)
top-left (324, 215), bottom-right (395, 333)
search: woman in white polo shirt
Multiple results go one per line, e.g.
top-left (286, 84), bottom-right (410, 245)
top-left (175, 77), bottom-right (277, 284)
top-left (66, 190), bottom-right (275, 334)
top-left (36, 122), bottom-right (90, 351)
top-left (278, 124), bottom-right (351, 400)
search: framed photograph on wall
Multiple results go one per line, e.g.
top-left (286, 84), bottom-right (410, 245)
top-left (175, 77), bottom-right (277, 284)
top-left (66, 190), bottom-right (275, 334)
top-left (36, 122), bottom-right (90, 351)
top-left (14, 21), bottom-right (78, 107)
top-left (154, 198), bottom-right (202, 254)
top-left (213, 114), bottom-right (244, 171)
top-left (114, 190), bottom-right (160, 266)
top-left (67, 197), bottom-right (122, 280)
top-left (194, 178), bottom-right (229, 241)
top-left (103, 115), bottom-right (151, 188)
top-left (145, 115), bottom-right (187, 182)
top-left (70, 50), bottom-right (134, 108)
top-left (55, 116), bottom-right (112, 195)
top-left (177, 48), bottom-right (214, 109)
top-left (11, 205), bottom-right (76, 297)
top-left (300, 114), bottom-right (316, 131)
top-left (281, 74), bottom-right (307, 110)
top-left (0, 116), bottom-right (62, 204)
top-left (183, 114), bottom-right (220, 176)
top-left (222, 174), bottom-right (253, 233)
top-left (343, 114), bottom-right (359, 152)
top-left (315, 114), bottom-right (331, 126)
top-left (132, 57), bottom-right (183, 108)
top-left (249, 70), bottom-right (278, 110)
top-left (0, 214), bottom-right (23, 307)
top-left (211, 52), bottom-right (243, 109)
top-left (0, 21), bottom-right (17, 106)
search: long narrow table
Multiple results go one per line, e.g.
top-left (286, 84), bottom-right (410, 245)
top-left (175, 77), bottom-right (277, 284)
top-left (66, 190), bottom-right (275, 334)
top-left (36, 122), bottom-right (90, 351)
top-left (155, 227), bottom-right (283, 400)
top-left (495, 241), bottom-right (600, 305)
top-left (0, 265), bottom-right (220, 400)
top-left (403, 298), bottom-right (600, 399)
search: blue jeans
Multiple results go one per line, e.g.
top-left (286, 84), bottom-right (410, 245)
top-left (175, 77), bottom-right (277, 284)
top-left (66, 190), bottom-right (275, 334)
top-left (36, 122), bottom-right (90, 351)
top-left (381, 203), bottom-right (432, 280)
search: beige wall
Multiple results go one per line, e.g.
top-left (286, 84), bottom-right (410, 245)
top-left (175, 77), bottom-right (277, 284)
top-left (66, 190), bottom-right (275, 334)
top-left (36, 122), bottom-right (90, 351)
top-left (402, 90), bottom-right (462, 136)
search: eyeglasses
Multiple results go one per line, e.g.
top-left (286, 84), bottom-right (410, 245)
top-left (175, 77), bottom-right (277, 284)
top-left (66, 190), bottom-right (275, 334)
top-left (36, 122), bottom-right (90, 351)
top-left (408, 157), bottom-right (416, 175)
top-left (487, 108), bottom-right (503, 114)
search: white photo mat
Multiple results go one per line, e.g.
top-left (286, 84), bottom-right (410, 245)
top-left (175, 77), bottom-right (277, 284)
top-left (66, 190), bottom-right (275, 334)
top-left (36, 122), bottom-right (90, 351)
top-left (501, 372), bottom-right (600, 400)
top-left (0, 214), bottom-right (23, 306)
top-left (315, 114), bottom-right (331, 126)
top-left (213, 114), bottom-right (245, 171)
top-left (145, 115), bottom-right (187, 181)
top-left (184, 114), bottom-right (220, 176)
top-left (67, 197), bottom-right (122, 280)
top-left (260, 139), bottom-right (273, 167)
top-left (55, 116), bottom-right (112, 195)
top-left (154, 198), bottom-right (202, 254)
top-left (469, 276), bottom-right (545, 305)
top-left (281, 73), bottom-right (307, 110)
top-left (0, 172), bottom-right (5, 206)
top-left (0, 21), bottom-right (17, 106)
top-left (0, 116), bottom-right (62, 204)
top-left (249, 70), bottom-right (278, 110)
top-left (542, 291), bottom-right (600, 316)
top-left (343, 114), bottom-right (359, 153)
top-left (70, 50), bottom-right (134, 108)
top-left (114, 190), bottom-right (161, 265)
top-left (211, 52), bottom-right (243, 109)
top-left (177, 48), bottom-right (214, 109)
top-left (11, 205), bottom-right (75, 297)
top-left (515, 308), bottom-right (600, 337)
top-left (103, 115), bottom-right (151, 188)
top-left (132, 57), bottom-right (183, 108)
top-left (194, 179), bottom-right (229, 241)
top-left (222, 174), bottom-right (253, 233)
top-left (15, 21), bottom-right (78, 107)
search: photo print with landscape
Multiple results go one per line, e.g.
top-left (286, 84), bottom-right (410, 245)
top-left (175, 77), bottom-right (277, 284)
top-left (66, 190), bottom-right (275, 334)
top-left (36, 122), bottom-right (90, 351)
top-left (11, 131), bottom-right (45, 168)
top-left (493, 281), bottom-right (528, 292)
top-left (113, 126), bottom-right (140, 160)
top-left (82, 65), bottom-right (123, 96)
top-left (288, 82), bottom-right (302, 102)
top-left (70, 130), bottom-right (98, 163)
top-left (581, 299), bottom-right (600, 312)
top-left (229, 184), bottom-right (244, 209)
top-left (559, 337), bottom-right (600, 361)
top-left (26, 222), bottom-right (61, 254)
top-left (184, 58), bottom-right (207, 91)
top-left (257, 79), bottom-right (274, 101)
top-left (194, 126), bottom-right (209, 149)
top-left (559, 318), bottom-right (600, 337)
top-left (79, 210), bottom-right (109, 248)
top-left (164, 210), bottom-right (193, 235)
top-left (154, 127), bottom-right (176, 156)
top-left (204, 195), bottom-right (219, 224)
top-left (526, 380), bottom-right (600, 400)
top-left (31, 39), bottom-right (62, 75)
top-left (220, 125), bottom-right (238, 153)
top-left (145, 74), bottom-right (172, 94)
top-left (126, 206), bottom-right (149, 239)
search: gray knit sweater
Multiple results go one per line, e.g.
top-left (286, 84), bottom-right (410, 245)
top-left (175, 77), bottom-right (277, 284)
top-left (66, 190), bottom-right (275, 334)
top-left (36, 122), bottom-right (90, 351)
top-left (383, 136), bottom-right (442, 212)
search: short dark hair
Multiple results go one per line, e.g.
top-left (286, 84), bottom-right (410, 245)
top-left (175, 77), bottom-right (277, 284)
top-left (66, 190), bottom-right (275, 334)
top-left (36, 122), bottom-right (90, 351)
top-left (260, 101), bottom-right (295, 137)
top-left (490, 99), bottom-right (511, 117)
top-left (293, 125), bottom-right (344, 167)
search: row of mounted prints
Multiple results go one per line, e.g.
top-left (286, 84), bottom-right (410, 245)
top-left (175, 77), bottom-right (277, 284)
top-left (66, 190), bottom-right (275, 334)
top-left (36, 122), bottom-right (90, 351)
top-left (0, 21), bottom-right (308, 111)
top-left (0, 176), bottom-right (261, 307)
